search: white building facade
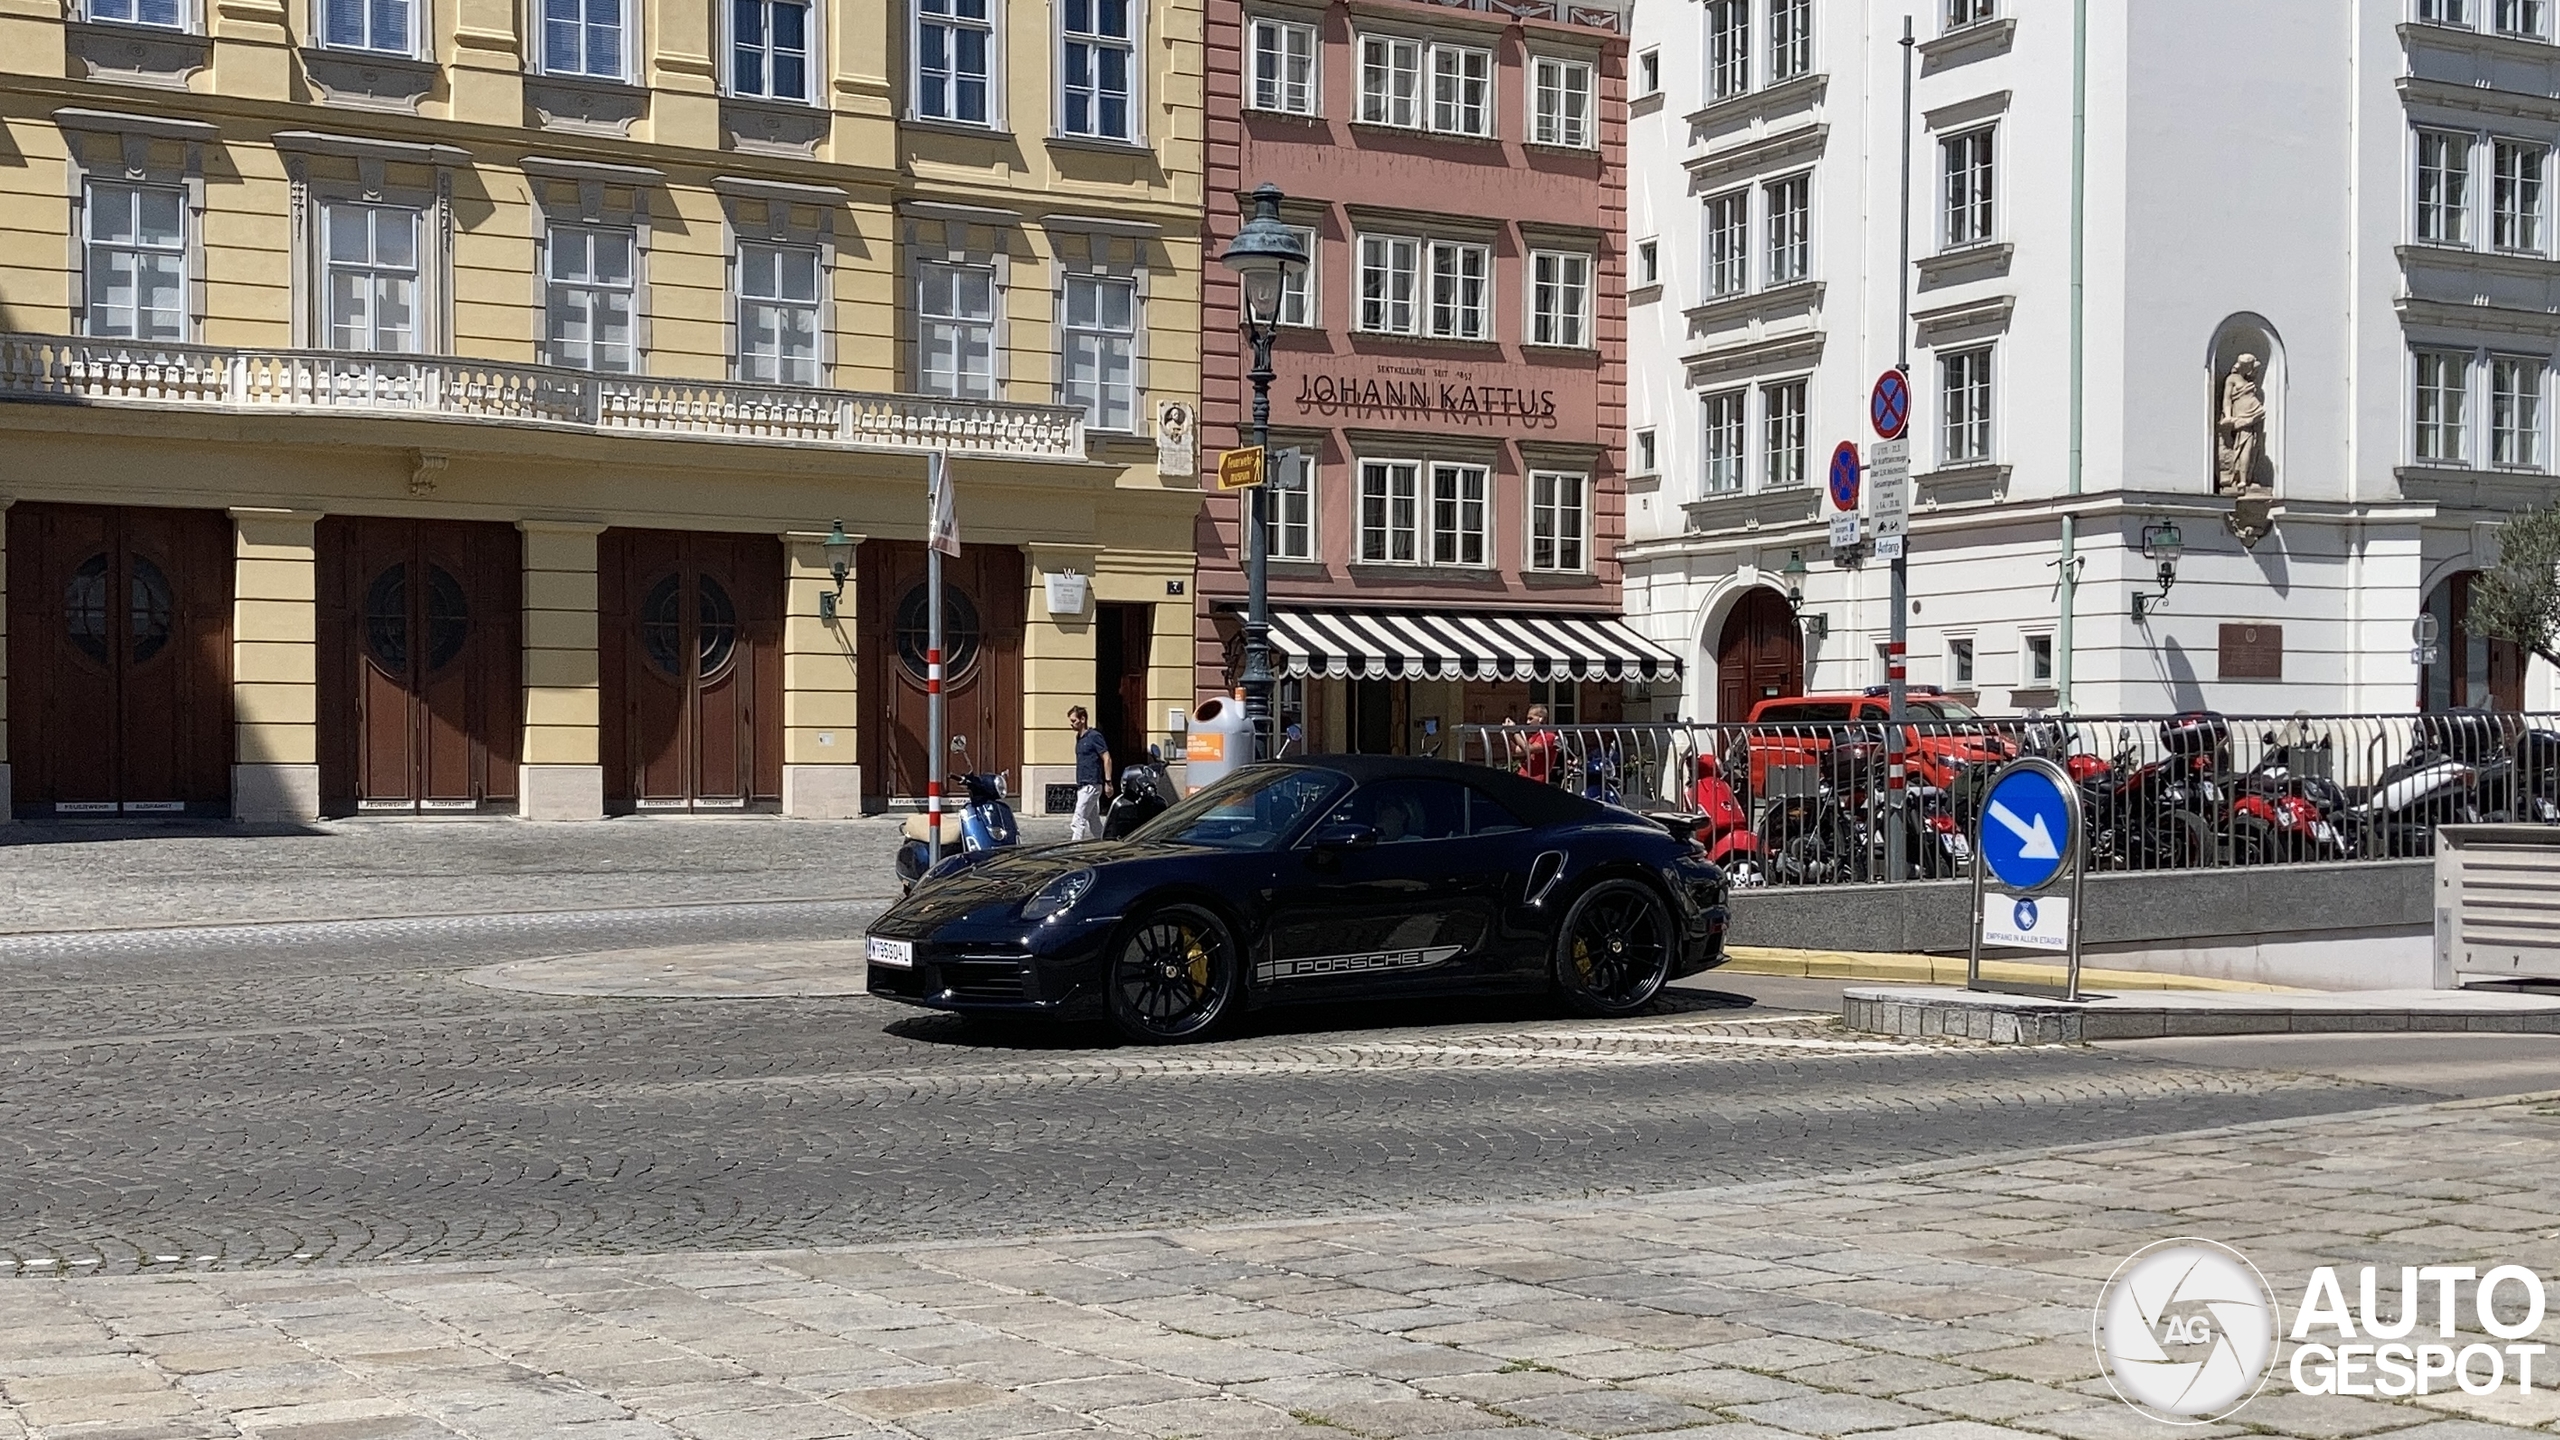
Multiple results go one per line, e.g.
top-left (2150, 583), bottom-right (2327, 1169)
top-left (1624, 0), bottom-right (2560, 721)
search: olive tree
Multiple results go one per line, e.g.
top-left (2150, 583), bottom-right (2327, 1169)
top-left (2471, 504), bottom-right (2560, 669)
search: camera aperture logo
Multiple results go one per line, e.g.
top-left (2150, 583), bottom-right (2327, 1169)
top-left (2093, 1240), bottom-right (2279, 1423)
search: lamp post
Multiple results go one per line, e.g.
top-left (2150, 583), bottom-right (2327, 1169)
top-left (2131, 520), bottom-right (2184, 624)
top-left (1218, 184), bottom-right (1309, 760)
top-left (819, 519), bottom-right (854, 623)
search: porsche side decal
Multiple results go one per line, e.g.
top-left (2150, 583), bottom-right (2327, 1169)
top-left (1258, 944), bottom-right (1466, 983)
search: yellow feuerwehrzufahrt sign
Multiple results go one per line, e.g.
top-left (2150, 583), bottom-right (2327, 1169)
top-left (1217, 447), bottom-right (1266, 490)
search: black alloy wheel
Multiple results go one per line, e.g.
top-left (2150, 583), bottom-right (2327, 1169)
top-left (1555, 879), bottom-right (1674, 1018)
top-left (1106, 903), bottom-right (1239, 1044)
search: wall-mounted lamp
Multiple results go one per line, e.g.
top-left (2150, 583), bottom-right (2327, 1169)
top-left (2130, 520), bottom-right (2184, 623)
top-left (819, 519), bottom-right (854, 622)
top-left (1780, 549), bottom-right (1830, 639)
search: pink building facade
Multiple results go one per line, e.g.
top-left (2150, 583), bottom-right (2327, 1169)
top-left (1196, 0), bottom-right (1673, 756)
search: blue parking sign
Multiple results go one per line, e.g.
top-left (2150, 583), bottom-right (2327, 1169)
top-left (1976, 761), bottom-right (2077, 893)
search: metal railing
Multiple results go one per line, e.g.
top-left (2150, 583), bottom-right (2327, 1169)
top-left (1458, 711), bottom-right (2560, 887)
top-left (0, 334), bottom-right (1090, 461)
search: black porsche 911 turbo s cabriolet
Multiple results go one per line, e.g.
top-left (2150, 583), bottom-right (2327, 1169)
top-left (865, 755), bottom-right (1729, 1043)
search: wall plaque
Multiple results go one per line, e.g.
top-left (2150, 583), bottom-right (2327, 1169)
top-left (2218, 623), bottom-right (2283, 681)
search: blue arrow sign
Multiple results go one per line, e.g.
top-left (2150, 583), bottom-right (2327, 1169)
top-left (1828, 441), bottom-right (1861, 512)
top-left (1978, 762), bottom-right (2075, 892)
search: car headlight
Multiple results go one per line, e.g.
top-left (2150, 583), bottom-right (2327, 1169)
top-left (1022, 869), bottom-right (1096, 922)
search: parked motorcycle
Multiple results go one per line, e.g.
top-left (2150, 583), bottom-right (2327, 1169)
top-left (1103, 744), bottom-right (1180, 839)
top-left (1691, 751), bottom-right (1767, 887)
top-left (1756, 728), bottom-right (1956, 883)
top-left (2358, 712), bottom-right (2493, 858)
top-left (893, 736), bottom-right (1020, 891)
top-left (2225, 729), bottom-right (2353, 864)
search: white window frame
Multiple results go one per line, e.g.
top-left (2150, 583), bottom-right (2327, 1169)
top-left (1428, 40), bottom-right (1493, 137)
top-left (2416, 128), bottom-right (2473, 246)
top-left (2416, 0), bottom-right (2473, 24)
top-left (1358, 458), bottom-right (1421, 563)
top-left (1942, 126), bottom-right (1996, 249)
top-left (2495, 0), bottom-right (2547, 37)
top-left (538, 0), bottom-right (630, 79)
top-left (318, 0), bottom-right (419, 54)
top-left (917, 258), bottom-right (998, 399)
top-left (2491, 354), bottom-right (2544, 469)
top-left (1062, 272), bottom-right (1139, 429)
top-left (914, 0), bottom-right (997, 126)
top-left (1633, 427), bottom-right (1657, 474)
top-left (1637, 46), bottom-right (1659, 97)
top-left (1702, 388), bottom-right (1745, 494)
top-left (87, 0), bottom-right (189, 30)
top-left (1947, 634), bottom-right (1976, 690)
top-left (321, 200), bottom-right (425, 354)
top-left (1278, 224), bottom-right (1317, 327)
top-left (1635, 238), bottom-right (1658, 287)
top-left (729, 0), bottom-right (817, 101)
top-left (1248, 15), bottom-right (1318, 115)
top-left (1528, 249), bottom-right (1590, 348)
top-left (1705, 0), bottom-right (1748, 101)
top-left (1945, 0), bottom-right (1995, 29)
top-left (1357, 33), bottom-right (1421, 128)
top-left (2493, 138), bottom-right (2545, 254)
top-left (1357, 232), bottom-right (1418, 334)
top-left (1764, 171), bottom-right (1810, 285)
top-left (1429, 461), bottom-right (1489, 567)
top-left (1769, 0), bottom-right (1811, 83)
top-left (1531, 55), bottom-right (1594, 148)
top-left (735, 236), bottom-right (824, 384)
top-left (2022, 631), bottom-right (2056, 686)
top-left (80, 179), bottom-right (190, 344)
top-left (1703, 187), bottom-right (1747, 297)
top-left (1058, 0), bottom-right (1139, 141)
top-left (2415, 348), bottom-right (2472, 464)
top-left (1761, 377), bottom-right (1807, 488)
top-left (1426, 238), bottom-right (1489, 340)
top-left (1940, 345), bottom-right (1994, 465)
top-left (543, 220), bottom-right (640, 373)
top-left (1527, 469), bottom-right (1588, 573)
top-left (1268, 449), bottom-right (1317, 560)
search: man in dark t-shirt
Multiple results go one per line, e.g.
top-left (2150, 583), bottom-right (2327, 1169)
top-left (1069, 705), bottom-right (1111, 840)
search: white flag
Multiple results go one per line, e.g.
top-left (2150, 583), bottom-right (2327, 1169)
top-left (928, 450), bottom-right (959, 557)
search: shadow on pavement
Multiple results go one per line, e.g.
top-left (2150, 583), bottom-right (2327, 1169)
top-left (0, 820), bottom-right (333, 846)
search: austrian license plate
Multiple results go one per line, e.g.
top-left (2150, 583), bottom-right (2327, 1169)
top-left (1939, 831), bottom-right (1972, 859)
top-left (2311, 822), bottom-right (2339, 845)
top-left (866, 936), bottom-right (914, 969)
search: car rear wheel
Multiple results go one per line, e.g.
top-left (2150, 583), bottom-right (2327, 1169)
top-left (1555, 879), bottom-right (1674, 1018)
top-left (1106, 903), bottom-right (1239, 1045)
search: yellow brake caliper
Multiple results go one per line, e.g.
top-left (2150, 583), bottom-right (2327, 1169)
top-left (1572, 935), bottom-right (1594, 981)
top-left (1183, 928), bottom-right (1211, 989)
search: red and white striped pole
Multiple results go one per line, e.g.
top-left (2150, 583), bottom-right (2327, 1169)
top-left (926, 450), bottom-right (949, 866)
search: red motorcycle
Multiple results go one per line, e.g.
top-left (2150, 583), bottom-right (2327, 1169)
top-left (1692, 751), bottom-right (1768, 887)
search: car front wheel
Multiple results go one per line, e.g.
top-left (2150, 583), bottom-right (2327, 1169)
top-left (1106, 902), bottom-right (1239, 1044)
top-left (1555, 879), bottom-right (1674, 1018)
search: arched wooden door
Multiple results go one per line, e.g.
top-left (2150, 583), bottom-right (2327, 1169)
top-left (318, 517), bottom-right (521, 813)
top-left (1714, 588), bottom-right (1803, 723)
top-left (600, 530), bottom-right (783, 812)
top-left (2421, 571), bottom-right (2525, 712)
top-left (856, 539), bottom-right (1024, 804)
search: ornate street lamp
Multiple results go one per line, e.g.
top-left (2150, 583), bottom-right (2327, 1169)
top-left (820, 519), bottom-right (855, 622)
top-left (1218, 183), bottom-right (1309, 761)
top-left (1780, 549), bottom-right (1828, 639)
top-left (2132, 520), bottom-right (2185, 623)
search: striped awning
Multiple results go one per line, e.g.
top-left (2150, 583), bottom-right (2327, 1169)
top-left (1266, 607), bottom-right (1683, 683)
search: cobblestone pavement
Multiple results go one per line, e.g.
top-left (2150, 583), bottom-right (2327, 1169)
top-left (5, 1097), bottom-right (2559, 1440)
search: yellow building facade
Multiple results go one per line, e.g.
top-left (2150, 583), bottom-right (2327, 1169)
top-left (0, 0), bottom-right (1202, 819)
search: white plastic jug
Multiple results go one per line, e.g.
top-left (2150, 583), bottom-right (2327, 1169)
top-left (1183, 694), bottom-right (1255, 794)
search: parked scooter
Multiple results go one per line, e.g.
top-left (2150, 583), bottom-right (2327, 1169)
top-left (1691, 750), bottom-right (1767, 887)
top-left (893, 736), bottom-right (1020, 891)
top-left (2358, 712), bottom-right (2494, 858)
top-left (1103, 744), bottom-right (1180, 839)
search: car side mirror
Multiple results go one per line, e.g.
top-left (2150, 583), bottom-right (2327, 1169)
top-left (1310, 822), bottom-right (1380, 853)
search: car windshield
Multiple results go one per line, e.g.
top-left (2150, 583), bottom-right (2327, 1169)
top-left (1913, 700), bottom-right (1980, 720)
top-left (1128, 766), bottom-right (1347, 851)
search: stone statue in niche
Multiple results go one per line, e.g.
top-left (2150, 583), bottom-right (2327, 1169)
top-left (1155, 400), bottom-right (1198, 478)
top-left (2215, 353), bottom-right (2272, 496)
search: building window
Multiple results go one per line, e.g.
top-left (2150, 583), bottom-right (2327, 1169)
top-left (1942, 127), bottom-right (1995, 248)
top-left (545, 223), bottom-right (637, 373)
top-left (1249, 17), bottom-right (1316, 114)
top-left (733, 0), bottom-right (812, 99)
top-left (2416, 129), bottom-right (2472, 245)
top-left (1940, 346), bottom-right (1993, 464)
top-left (322, 0), bottom-right (412, 50)
top-left (2494, 140), bottom-right (2545, 253)
top-left (918, 259), bottom-right (996, 399)
top-left (1637, 47), bottom-right (1659, 96)
top-left (2414, 349), bottom-right (2469, 463)
top-left (323, 201), bottom-right (421, 353)
top-left (1061, 0), bottom-right (1135, 139)
top-left (917, 0), bottom-right (993, 123)
top-left (542, 0), bottom-right (624, 77)
top-left (1278, 225), bottom-right (1317, 326)
top-left (1359, 458), bottom-right (1420, 562)
top-left (1945, 0), bottom-right (1994, 27)
top-left (1429, 462), bottom-right (1487, 566)
top-left (1948, 636), bottom-right (1975, 689)
top-left (1764, 173), bottom-right (1810, 284)
top-left (1532, 56), bottom-right (1593, 147)
top-left (1357, 233), bottom-right (1418, 333)
top-left (1429, 42), bottom-right (1492, 136)
top-left (1705, 0), bottom-right (1748, 101)
top-left (1426, 239), bottom-right (1489, 340)
top-left (1634, 427), bottom-right (1657, 473)
top-left (1762, 378), bottom-right (1807, 488)
top-left (89, 0), bottom-right (183, 26)
top-left (1358, 34), bottom-right (1420, 126)
top-left (1529, 470), bottom-right (1587, 572)
top-left (2417, 0), bottom-right (2472, 22)
top-left (1531, 678), bottom-right (1578, 724)
top-left (1268, 450), bottom-right (1315, 559)
top-left (83, 182), bottom-right (186, 342)
top-left (1702, 389), bottom-right (1745, 494)
top-left (1062, 274), bottom-right (1137, 430)
top-left (1635, 239), bottom-right (1658, 287)
top-left (1769, 0), bottom-right (1811, 82)
top-left (737, 240), bottom-right (820, 384)
top-left (2023, 633), bottom-right (2054, 685)
top-left (1704, 188), bottom-right (1747, 297)
top-left (2492, 357), bottom-right (2542, 468)
top-left (1529, 250), bottom-right (1590, 348)
top-left (2496, 0), bottom-right (2546, 36)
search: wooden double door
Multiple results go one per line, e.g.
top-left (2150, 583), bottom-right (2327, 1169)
top-left (857, 540), bottom-right (1023, 802)
top-left (600, 529), bottom-right (782, 811)
top-left (317, 518), bottom-right (521, 813)
top-left (1716, 589), bottom-right (1804, 723)
top-left (5, 503), bottom-right (233, 816)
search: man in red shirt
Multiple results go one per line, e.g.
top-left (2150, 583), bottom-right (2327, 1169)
top-left (1520, 703), bottom-right (1557, 785)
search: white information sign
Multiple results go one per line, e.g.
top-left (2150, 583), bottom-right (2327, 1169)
top-left (1829, 513), bottom-right (1862, 551)
top-left (1981, 892), bottom-right (2072, 953)
top-left (1870, 437), bottom-right (1910, 544)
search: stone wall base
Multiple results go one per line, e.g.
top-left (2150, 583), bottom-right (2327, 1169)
top-left (781, 764), bottom-right (864, 819)
top-left (520, 765), bottom-right (605, 821)
top-left (232, 763), bottom-right (321, 823)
